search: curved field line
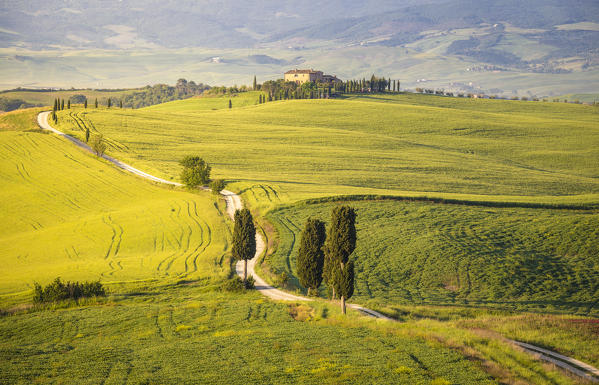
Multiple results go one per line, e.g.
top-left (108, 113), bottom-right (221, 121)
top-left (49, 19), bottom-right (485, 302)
top-left (180, 200), bottom-right (204, 276)
top-left (102, 216), bottom-right (117, 260)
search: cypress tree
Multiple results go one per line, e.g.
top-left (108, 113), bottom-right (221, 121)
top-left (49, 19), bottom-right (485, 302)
top-left (53, 98), bottom-right (57, 112)
top-left (229, 99), bottom-right (232, 109)
top-left (67, 100), bottom-right (71, 109)
top-left (107, 98), bottom-right (111, 108)
top-left (253, 75), bottom-right (257, 90)
top-left (388, 78), bottom-right (391, 92)
top-left (297, 218), bottom-right (326, 296)
top-left (119, 100), bottom-right (123, 108)
top-left (232, 209), bottom-right (256, 282)
top-left (85, 126), bottom-right (90, 143)
top-left (95, 98), bottom-right (98, 108)
top-left (84, 99), bottom-right (88, 108)
top-left (323, 206), bottom-right (357, 314)
top-left (333, 261), bottom-right (354, 314)
top-left (60, 99), bottom-right (64, 110)
top-left (397, 80), bottom-right (400, 91)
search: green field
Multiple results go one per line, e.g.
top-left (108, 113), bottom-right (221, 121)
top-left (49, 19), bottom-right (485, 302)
top-left (54, 93), bottom-right (599, 208)
top-left (0, 109), bottom-right (230, 304)
top-left (50, 93), bottom-right (599, 313)
top-left (2, 94), bottom-right (599, 384)
top-left (267, 198), bottom-right (599, 315)
top-left (0, 286), bottom-right (503, 385)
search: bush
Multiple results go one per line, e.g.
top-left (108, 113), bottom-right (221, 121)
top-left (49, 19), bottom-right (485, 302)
top-left (244, 275), bottom-right (255, 290)
top-left (33, 277), bottom-right (106, 303)
top-left (221, 276), bottom-right (255, 292)
top-left (210, 179), bottom-right (225, 195)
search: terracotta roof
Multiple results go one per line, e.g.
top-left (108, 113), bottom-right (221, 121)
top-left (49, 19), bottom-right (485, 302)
top-left (285, 69), bottom-right (320, 74)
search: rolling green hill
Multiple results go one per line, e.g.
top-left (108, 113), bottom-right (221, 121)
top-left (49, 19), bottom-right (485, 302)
top-left (1, 99), bottom-right (597, 384)
top-left (55, 93), bottom-right (599, 206)
top-left (267, 198), bottom-right (599, 315)
top-left (0, 109), bottom-right (229, 304)
top-left (51, 93), bottom-right (599, 316)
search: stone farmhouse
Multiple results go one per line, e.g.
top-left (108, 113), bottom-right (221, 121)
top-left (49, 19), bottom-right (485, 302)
top-left (284, 69), bottom-right (340, 85)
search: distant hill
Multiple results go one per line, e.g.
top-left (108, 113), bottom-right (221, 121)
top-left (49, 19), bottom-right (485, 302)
top-left (1, 0), bottom-right (597, 94)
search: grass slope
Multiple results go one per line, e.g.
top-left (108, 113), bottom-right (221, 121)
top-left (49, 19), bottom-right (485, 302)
top-left (55, 93), bottom-right (599, 207)
top-left (0, 109), bottom-right (229, 304)
top-left (267, 199), bottom-right (599, 315)
top-left (0, 287), bottom-right (497, 385)
top-left (143, 91), bottom-right (263, 112)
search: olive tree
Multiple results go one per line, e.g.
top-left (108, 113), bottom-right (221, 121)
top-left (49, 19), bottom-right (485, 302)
top-left (179, 156), bottom-right (211, 188)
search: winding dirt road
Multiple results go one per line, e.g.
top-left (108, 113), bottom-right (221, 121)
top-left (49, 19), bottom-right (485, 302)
top-left (37, 111), bottom-right (181, 186)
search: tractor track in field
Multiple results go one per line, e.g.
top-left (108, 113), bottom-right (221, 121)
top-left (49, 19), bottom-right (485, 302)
top-left (36, 111), bottom-right (599, 383)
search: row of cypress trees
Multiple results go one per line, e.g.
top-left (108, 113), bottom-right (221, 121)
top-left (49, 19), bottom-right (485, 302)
top-left (297, 206), bottom-right (356, 314)
top-left (232, 205), bottom-right (357, 314)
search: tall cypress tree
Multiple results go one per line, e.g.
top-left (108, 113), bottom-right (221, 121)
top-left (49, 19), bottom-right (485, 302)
top-left (60, 99), bottom-right (64, 110)
top-left (107, 98), bottom-right (111, 108)
top-left (53, 98), bottom-right (57, 112)
top-left (67, 100), bottom-right (71, 109)
top-left (323, 206), bottom-right (357, 314)
top-left (297, 218), bottom-right (326, 296)
top-left (232, 209), bottom-right (256, 282)
top-left (229, 99), bottom-right (232, 109)
top-left (119, 100), bottom-right (123, 108)
top-left (333, 261), bottom-right (354, 314)
top-left (253, 75), bottom-right (257, 90)
top-left (84, 99), bottom-right (88, 109)
top-left (95, 98), bottom-right (98, 108)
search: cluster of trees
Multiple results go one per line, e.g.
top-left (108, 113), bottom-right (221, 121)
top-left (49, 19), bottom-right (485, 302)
top-left (296, 206), bottom-right (357, 314)
top-left (33, 277), bottom-right (105, 303)
top-left (228, 203), bottom-right (358, 314)
top-left (338, 75), bottom-right (400, 94)
top-left (254, 74), bottom-right (400, 102)
top-left (120, 80), bottom-right (211, 108)
top-left (0, 97), bottom-right (39, 112)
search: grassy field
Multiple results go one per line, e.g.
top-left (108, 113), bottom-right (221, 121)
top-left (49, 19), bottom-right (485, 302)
top-left (266, 198), bottom-right (599, 315)
top-left (53, 93), bottom-right (599, 208)
top-left (1, 100), bottom-right (597, 383)
top-left (144, 91), bottom-right (264, 112)
top-left (0, 286), bottom-right (504, 385)
top-left (0, 109), bottom-right (230, 305)
top-left (50, 93), bottom-right (599, 314)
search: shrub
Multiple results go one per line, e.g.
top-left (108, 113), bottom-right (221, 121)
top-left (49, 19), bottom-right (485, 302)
top-left (244, 275), bottom-right (255, 290)
top-left (222, 276), bottom-right (245, 292)
top-left (210, 179), bottom-right (225, 195)
top-left (33, 277), bottom-right (106, 303)
top-left (221, 276), bottom-right (255, 291)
